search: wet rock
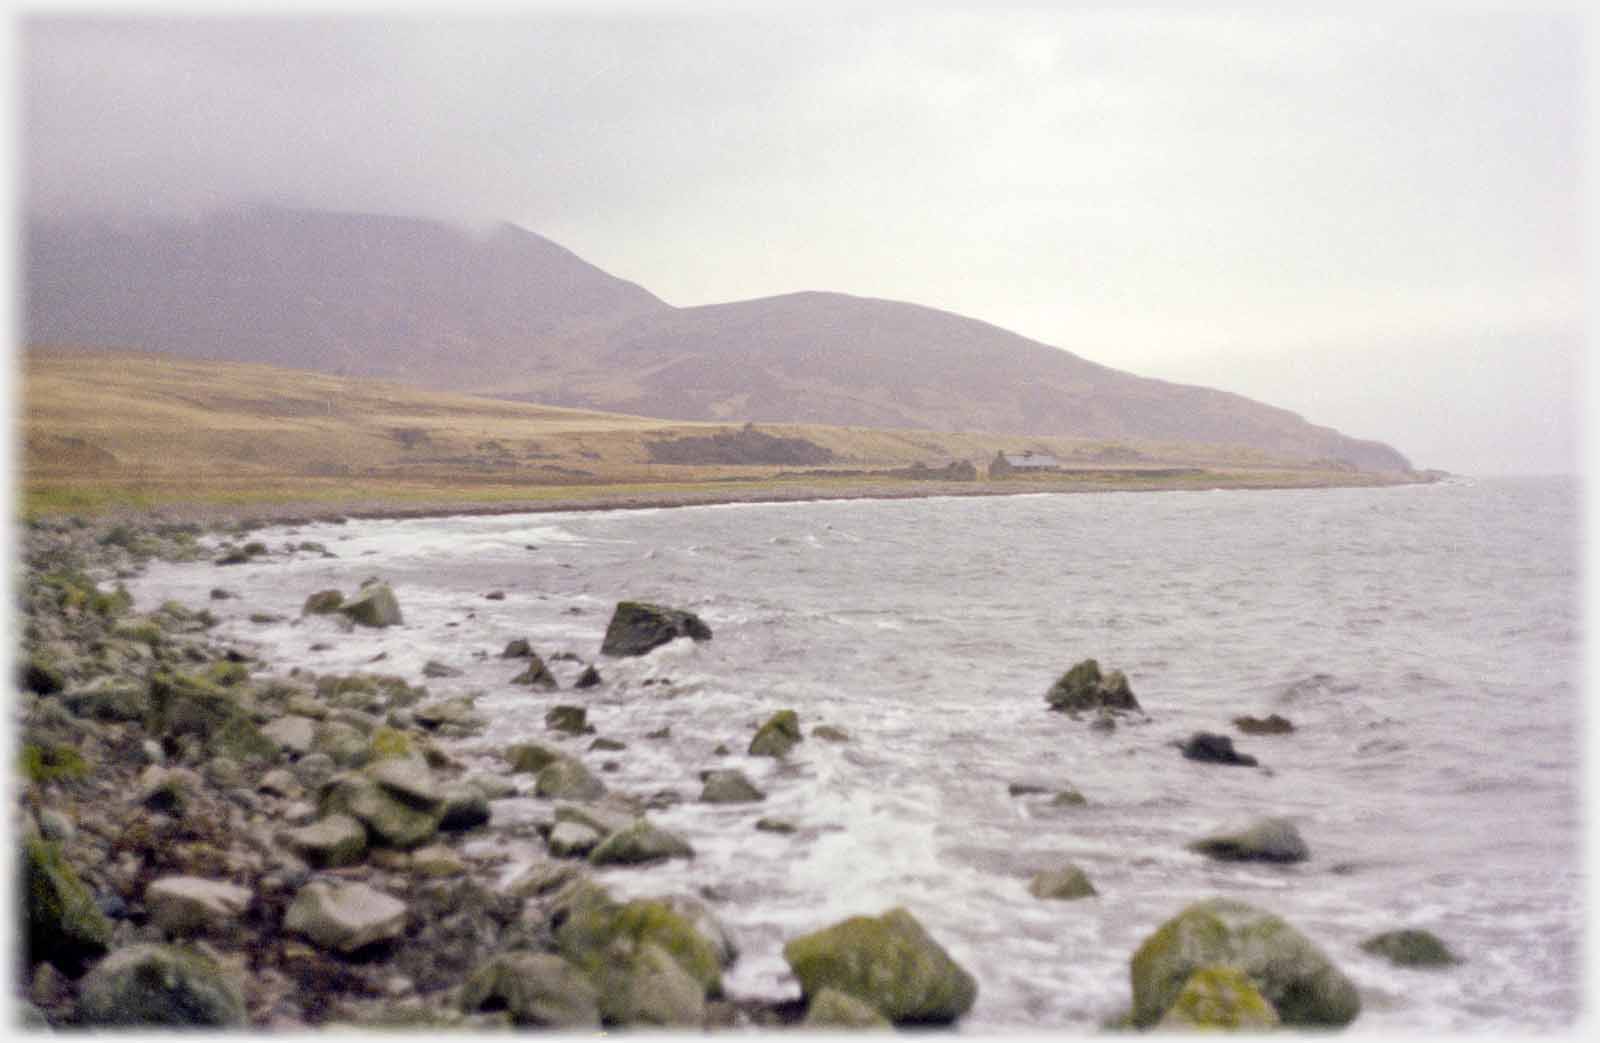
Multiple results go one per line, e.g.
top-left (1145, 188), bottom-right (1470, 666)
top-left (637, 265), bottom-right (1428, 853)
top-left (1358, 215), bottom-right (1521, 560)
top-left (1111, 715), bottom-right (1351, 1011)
top-left (536, 759), bottom-right (606, 801)
top-left (575, 665), bottom-right (602, 689)
top-left (812, 725), bottom-right (851, 742)
top-left (1129, 898), bottom-right (1360, 1028)
top-left (23, 834), bottom-right (112, 973)
top-left (286, 813), bottom-right (368, 868)
top-left (590, 737), bottom-right (626, 752)
top-left (749, 710), bottom-right (802, 757)
top-left (437, 782), bottom-right (492, 832)
top-left (75, 943), bottom-right (246, 1027)
top-left (458, 953), bottom-right (600, 1027)
top-left (804, 987), bottom-right (892, 1028)
top-left (699, 769), bottom-right (766, 804)
top-left (1045, 658), bottom-right (1142, 715)
top-left (302, 589), bottom-right (344, 615)
top-left (1180, 732), bottom-right (1259, 767)
top-left (1050, 786), bottom-right (1089, 807)
top-left (339, 583), bottom-right (403, 628)
top-left (756, 818), bottom-right (797, 835)
top-left (783, 907), bottom-right (977, 1024)
top-left (1234, 713), bottom-right (1295, 735)
top-left (505, 741), bottom-right (565, 774)
top-left (663, 895), bottom-right (739, 968)
top-left (261, 715), bottom-right (318, 757)
top-left (1158, 964), bottom-right (1281, 1029)
top-left (1028, 864), bottom-right (1097, 901)
top-left (545, 705), bottom-right (592, 734)
top-left (548, 821), bottom-right (603, 858)
top-left (1187, 817), bottom-right (1309, 863)
top-left (600, 601), bottom-right (713, 657)
top-left (285, 879), bottom-right (408, 953)
top-left (484, 590), bottom-right (507, 601)
top-left (588, 819), bottom-right (694, 866)
top-left (144, 875), bottom-right (253, 934)
top-left (1007, 781), bottom-right (1051, 796)
top-left (510, 655), bottom-right (558, 689)
top-left (1360, 929), bottom-right (1461, 968)
top-left (422, 660), bottom-right (462, 679)
top-left (501, 638), bottom-right (533, 658)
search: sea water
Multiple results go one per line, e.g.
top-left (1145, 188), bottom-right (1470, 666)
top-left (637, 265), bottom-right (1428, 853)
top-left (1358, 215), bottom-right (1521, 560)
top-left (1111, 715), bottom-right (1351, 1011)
top-left (129, 476), bottom-right (1582, 1032)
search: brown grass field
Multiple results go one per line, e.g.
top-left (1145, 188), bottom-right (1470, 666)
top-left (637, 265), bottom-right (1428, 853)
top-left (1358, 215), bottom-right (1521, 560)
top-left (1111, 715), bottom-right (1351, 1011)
top-left (18, 347), bottom-right (1424, 522)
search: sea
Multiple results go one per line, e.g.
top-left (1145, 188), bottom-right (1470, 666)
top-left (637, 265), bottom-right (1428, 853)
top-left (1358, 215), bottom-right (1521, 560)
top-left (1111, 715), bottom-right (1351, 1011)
top-left (129, 476), bottom-right (1583, 1034)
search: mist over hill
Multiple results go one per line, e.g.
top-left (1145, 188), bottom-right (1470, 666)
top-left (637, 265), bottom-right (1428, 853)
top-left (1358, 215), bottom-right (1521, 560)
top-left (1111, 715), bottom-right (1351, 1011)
top-left (25, 206), bottom-right (1411, 471)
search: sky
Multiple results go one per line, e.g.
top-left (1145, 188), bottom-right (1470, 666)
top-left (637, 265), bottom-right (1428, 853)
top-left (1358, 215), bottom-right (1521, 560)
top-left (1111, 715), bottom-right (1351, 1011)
top-left (16, 7), bottom-right (1587, 475)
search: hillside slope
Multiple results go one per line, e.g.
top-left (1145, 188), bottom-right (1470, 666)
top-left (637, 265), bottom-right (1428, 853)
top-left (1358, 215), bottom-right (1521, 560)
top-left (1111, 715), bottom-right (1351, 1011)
top-left (25, 207), bottom-right (1411, 471)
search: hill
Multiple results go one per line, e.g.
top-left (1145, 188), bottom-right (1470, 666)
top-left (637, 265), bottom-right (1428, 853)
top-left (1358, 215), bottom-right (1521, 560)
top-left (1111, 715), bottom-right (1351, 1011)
top-left (25, 207), bottom-right (1411, 471)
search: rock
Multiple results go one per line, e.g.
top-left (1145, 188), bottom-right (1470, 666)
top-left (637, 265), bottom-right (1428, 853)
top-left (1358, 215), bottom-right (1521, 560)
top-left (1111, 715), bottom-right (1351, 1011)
top-left (1129, 898), bottom-right (1360, 1028)
top-left (505, 741), bottom-right (566, 774)
top-left (804, 987), bottom-right (893, 1028)
top-left (1188, 818), bottom-right (1309, 863)
top-left (369, 755), bottom-right (445, 809)
top-left (545, 705), bottom-right (591, 734)
top-left (291, 752), bottom-right (337, 792)
top-left (23, 834), bottom-right (112, 973)
top-left (285, 879), bottom-right (408, 953)
top-left (749, 709), bottom-right (802, 757)
top-left (575, 665), bottom-right (602, 689)
top-left (663, 895), bottom-right (739, 968)
top-left (510, 655), bottom-right (558, 689)
top-left (422, 660), bottom-right (462, 678)
top-left (61, 679), bottom-right (146, 722)
top-left (590, 737), bottom-right (626, 751)
top-left (145, 671), bottom-right (277, 762)
top-left (286, 813), bottom-right (369, 868)
top-left (1158, 964), bottom-right (1281, 1030)
top-left (144, 875), bottom-right (253, 934)
top-left (260, 715), bottom-right (318, 757)
top-left (600, 601), bottom-right (713, 657)
top-left (548, 821), bottom-right (603, 858)
top-left (501, 638), bottom-right (533, 658)
top-left (466, 772), bottom-right (517, 800)
top-left (321, 772), bottom-right (443, 849)
top-left (783, 907), bottom-right (977, 1024)
top-left (556, 801), bottom-right (637, 838)
top-left (23, 655), bottom-right (68, 695)
top-left (75, 943), bottom-right (246, 1027)
top-left (1181, 731), bottom-right (1259, 767)
top-left (1360, 929), bottom-right (1461, 968)
top-left (302, 589), bottom-right (344, 615)
top-left (699, 769), bottom-right (765, 804)
top-left (812, 725), bottom-right (851, 742)
top-left (1028, 864), bottom-right (1098, 900)
top-left (38, 809), bottom-right (75, 842)
top-left (339, 583), bottom-right (403, 628)
top-left (1007, 781), bottom-right (1051, 796)
top-left (588, 819), bottom-right (694, 866)
top-left (535, 759), bottom-right (606, 801)
top-left (1050, 787), bottom-right (1089, 807)
top-left (414, 696), bottom-right (484, 732)
top-left (410, 844), bottom-right (466, 877)
top-left (555, 892), bottom-right (721, 1019)
top-left (1045, 659), bottom-right (1142, 715)
top-left (607, 941), bottom-right (707, 1027)
top-left (202, 756), bottom-right (243, 788)
top-left (484, 590), bottom-right (506, 600)
top-left (756, 817), bottom-right (797, 834)
top-left (312, 720), bottom-right (369, 768)
top-left (258, 767), bottom-right (303, 799)
top-left (437, 782), bottom-right (492, 831)
top-left (1234, 713), bottom-right (1295, 735)
top-left (458, 953), bottom-right (600, 1027)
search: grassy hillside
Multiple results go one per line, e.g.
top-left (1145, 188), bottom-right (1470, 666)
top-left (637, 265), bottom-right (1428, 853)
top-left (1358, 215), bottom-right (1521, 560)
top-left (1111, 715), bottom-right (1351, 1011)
top-left (19, 347), bottom-right (1418, 518)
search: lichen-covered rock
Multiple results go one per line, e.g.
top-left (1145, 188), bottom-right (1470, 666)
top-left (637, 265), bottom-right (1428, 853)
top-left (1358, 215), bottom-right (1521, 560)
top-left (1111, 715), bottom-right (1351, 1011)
top-left (1360, 929), bottom-right (1461, 968)
top-left (285, 880), bottom-right (408, 953)
top-left (339, 583), bottom-right (403, 628)
top-left (23, 835), bottom-right (112, 973)
top-left (804, 987), bottom-right (893, 1028)
top-left (1157, 964), bottom-right (1281, 1030)
top-left (302, 589), bottom-right (344, 615)
top-left (1028, 864), bottom-right (1097, 901)
top-left (286, 813), bottom-right (368, 868)
top-left (1181, 731), bottom-right (1259, 767)
top-left (699, 769), bottom-right (765, 804)
top-left (1187, 818), bottom-right (1309, 863)
top-left (1129, 898), bottom-right (1359, 1028)
top-left (458, 953), bottom-right (600, 1027)
top-left (783, 907), bottom-right (977, 1024)
top-left (749, 710), bottom-right (802, 757)
top-left (588, 819), bottom-right (694, 867)
top-left (536, 758), bottom-right (606, 801)
top-left (600, 601), bottom-right (712, 657)
top-left (1045, 659), bottom-right (1142, 715)
top-left (144, 875), bottom-right (253, 934)
top-left (75, 944), bottom-right (246, 1027)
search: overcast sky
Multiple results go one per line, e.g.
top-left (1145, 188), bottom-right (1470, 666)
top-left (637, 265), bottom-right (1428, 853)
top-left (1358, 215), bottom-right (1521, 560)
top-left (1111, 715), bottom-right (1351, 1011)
top-left (19, 9), bottom-right (1586, 475)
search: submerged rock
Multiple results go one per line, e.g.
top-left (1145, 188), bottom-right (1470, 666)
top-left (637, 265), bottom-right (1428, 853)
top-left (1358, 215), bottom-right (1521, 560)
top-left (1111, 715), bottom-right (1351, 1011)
top-left (1360, 929), bottom-right (1461, 968)
top-left (1187, 818), bottom-right (1309, 863)
top-left (600, 601), bottom-right (712, 657)
top-left (783, 907), bottom-right (977, 1024)
top-left (75, 943), bottom-right (246, 1027)
top-left (1129, 898), bottom-right (1359, 1028)
top-left (749, 710), bottom-right (802, 757)
top-left (1180, 731), bottom-right (1259, 767)
top-left (1045, 659), bottom-right (1142, 715)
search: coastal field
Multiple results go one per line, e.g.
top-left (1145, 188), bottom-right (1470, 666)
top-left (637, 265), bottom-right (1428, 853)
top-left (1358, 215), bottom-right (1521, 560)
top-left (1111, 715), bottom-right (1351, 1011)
top-left (20, 347), bottom-right (1423, 522)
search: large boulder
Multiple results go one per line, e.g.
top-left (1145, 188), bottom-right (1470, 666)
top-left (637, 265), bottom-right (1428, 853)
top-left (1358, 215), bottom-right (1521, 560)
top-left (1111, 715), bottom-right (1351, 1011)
top-left (600, 601), bottom-right (712, 657)
top-left (284, 880), bottom-right (408, 953)
top-left (458, 953), bottom-right (600, 1027)
top-left (749, 710), bottom-right (802, 757)
top-left (783, 907), bottom-right (977, 1025)
top-left (339, 583), bottom-right (403, 628)
top-left (1045, 659), bottom-right (1141, 715)
top-left (1157, 964), bottom-right (1281, 1030)
top-left (75, 944), bottom-right (246, 1027)
top-left (1187, 818), bottom-right (1309, 863)
top-left (437, 781), bottom-right (492, 832)
top-left (588, 819), bottom-right (694, 866)
top-left (23, 835), bottom-right (112, 973)
top-left (1129, 898), bottom-right (1360, 1028)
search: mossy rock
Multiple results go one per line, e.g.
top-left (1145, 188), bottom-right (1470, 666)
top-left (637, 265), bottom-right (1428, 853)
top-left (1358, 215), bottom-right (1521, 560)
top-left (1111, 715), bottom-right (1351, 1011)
top-left (556, 893), bottom-right (723, 1002)
top-left (599, 601), bottom-right (713, 657)
top-left (588, 819), bottom-right (694, 866)
top-left (511, 656), bottom-right (558, 688)
top-left (1129, 898), bottom-right (1359, 1028)
top-left (749, 709), bottom-right (802, 757)
top-left (145, 672), bottom-right (276, 761)
top-left (1360, 929), bottom-right (1460, 968)
top-left (505, 742), bottom-right (565, 774)
top-left (61, 680), bottom-right (146, 723)
top-left (1045, 658), bottom-right (1142, 714)
top-left (18, 743), bottom-right (90, 785)
top-left (1157, 964), bottom-right (1281, 1029)
top-left (321, 772), bottom-right (443, 850)
top-left (111, 619), bottom-right (165, 646)
top-left (303, 589), bottom-right (345, 615)
top-left (23, 835), bottom-right (112, 974)
top-left (783, 907), bottom-right (977, 1024)
top-left (535, 758), bottom-right (606, 801)
top-left (339, 583), bottom-right (403, 628)
top-left (459, 953), bottom-right (600, 1027)
top-left (1028, 864), bottom-right (1097, 901)
top-left (368, 726), bottom-right (416, 762)
top-left (75, 943), bottom-right (246, 1027)
top-left (605, 941), bottom-right (707, 1027)
top-left (205, 660), bottom-right (250, 687)
top-left (804, 987), bottom-right (892, 1028)
top-left (21, 656), bottom-right (68, 695)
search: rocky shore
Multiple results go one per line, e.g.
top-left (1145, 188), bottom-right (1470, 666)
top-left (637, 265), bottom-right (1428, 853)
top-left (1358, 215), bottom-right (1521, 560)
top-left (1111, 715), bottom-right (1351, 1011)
top-left (15, 512), bottom-right (1454, 1030)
